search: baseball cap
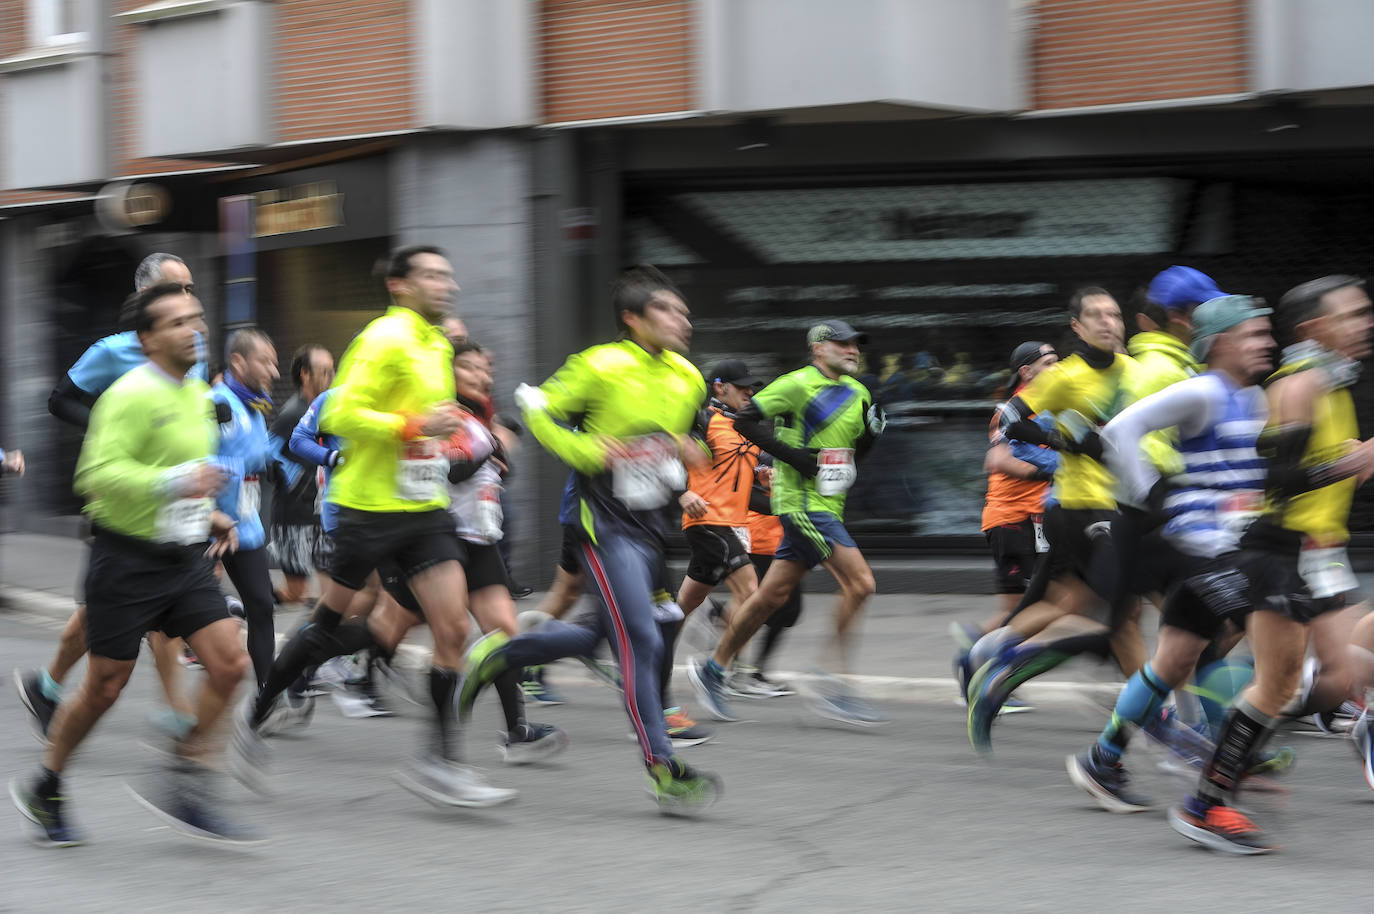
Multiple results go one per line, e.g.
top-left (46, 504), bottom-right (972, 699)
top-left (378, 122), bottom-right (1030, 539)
top-left (1009, 341), bottom-right (1055, 372)
top-left (709, 359), bottom-right (760, 388)
top-left (1190, 295), bottom-right (1273, 360)
top-left (1147, 266), bottom-right (1225, 310)
top-left (806, 320), bottom-right (868, 346)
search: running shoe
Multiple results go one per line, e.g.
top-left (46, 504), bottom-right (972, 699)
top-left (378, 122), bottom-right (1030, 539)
top-left (372, 655), bottom-right (426, 706)
top-left (126, 765), bottom-right (266, 846)
top-left (576, 655), bottom-right (623, 692)
top-left (952, 650), bottom-right (974, 704)
top-left (393, 755), bottom-right (518, 808)
top-left (9, 775), bottom-right (84, 847)
top-left (968, 645), bottom-right (1055, 753)
top-left (501, 722), bottom-right (570, 765)
top-left (13, 668), bottom-right (57, 746)
top-left (686, 656), bottom-right (737, 722)
top-left (180, 644), bottom-right (203, 670)
top-left (665, 708), bottom-right (714, 748)
top-left (332, 687), bottom-right (392, 719)
top-left (224, 595), bottom-right (245, 620)
top-left (227, 701), bottom-right (273, 796)
top-left (645, 757), bottom-right (722, 815)
top-left (1066, 750), bottom-right (1152, 813)
top-left (1144, 707), bottom-right (1296, 779)
top-left (1309, 701), bottom-right (1362, 736)
top-left (1168, 800), bottom-right (1275, 855)
top-left (728, 668), bottom-right (793, 699)
top-left (1351, 709), bottom-right (1374, 791)
top-left (947, 620), bottom-right (982, 653)
top-left (520, 666), bottom-right (568, 705)
top-left (256, 691), bottom-right (315, 736)
top-left (805, 675), bottom-right (889, 727)
top-left (310, 655), bottom-right (359, 693)
top-left (456, 630), bottom-right (510, 721)
top-left (998, 696), bottom-right (1034, 715)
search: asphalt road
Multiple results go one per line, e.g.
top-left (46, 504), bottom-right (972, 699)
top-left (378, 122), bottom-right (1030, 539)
top-left (2, 610), bottom-right (1373, 914)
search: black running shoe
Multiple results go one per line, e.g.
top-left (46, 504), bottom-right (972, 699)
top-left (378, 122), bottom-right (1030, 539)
top-left (1066, 750), bottom-right (1152, 813)
top-left (13, 668), bottom-right (57, 746)
top-left (9, 776), bottom-right (84, 847)
top-left (126, 765), bottom-right (267, 846)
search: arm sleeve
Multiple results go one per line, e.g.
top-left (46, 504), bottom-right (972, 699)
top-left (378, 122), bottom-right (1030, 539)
top-left (322, 337), bottom-right (408, 443)
top-left (521, 352), bottom-right (612, 474)
top-left (290, 394), bottom-right (335, 467)
top-left (997, 396), bottom-right (1057, 447)
top-left (733, 398), bottom-right (818, 477)
top-left (48, 374), bottom-right (97, 428)
top-left (75, 392), bottom-right (176, 502)
top-left (1102, 378), bottom-right (1213, 508)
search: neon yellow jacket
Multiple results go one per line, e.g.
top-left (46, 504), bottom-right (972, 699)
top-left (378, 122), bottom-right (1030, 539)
top-left (1126, 330), bottom-right (1199, 476)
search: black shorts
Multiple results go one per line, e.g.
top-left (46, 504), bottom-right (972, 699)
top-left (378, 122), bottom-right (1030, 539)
top-left (461, 540), bottom-right (510, 592)
top-left (84, 530), bottom-right (229, 662)
top-left (1159, 550), bottom-right (1255, 640)
top-left (1044, 506), bottom-right (1116, 588)
top-left (985, 520), bottom-right (1041, 594)
top-left (329, 507), bottom-right (462, 592)
top-left (1237, 522), bottom-right (1360, 623)
top-left (558, 524), bottom-right (581, 575)
top-left (684, 524), bottom-right (751, 586)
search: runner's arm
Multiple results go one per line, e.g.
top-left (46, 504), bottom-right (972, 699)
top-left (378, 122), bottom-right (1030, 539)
top-left (47, 374), bottom-right (98, 428)
top-left (75, 393), bottom-right (188, 501)
top-left (1101, 378), bottom-right (1212, 508)
top-left (1262, 371), bottom-right (1372, 496)
top-left (290, 393), bottom-right (339, 468)
top-left (733, 400), bottom-right (818, 477)
top-left (322, 339), bottom-right (411, 443)
top-left (519, 352), bottom-right (614, 474)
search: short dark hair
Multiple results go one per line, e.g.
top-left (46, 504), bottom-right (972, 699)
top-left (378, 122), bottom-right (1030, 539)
top-left (1069, 286), bottom-right (1114, 322)
top-left (1277, 274), bottom-right (1366, 345)
top-left (452, 339), bottom-right (485, 361)
top-left (122, 281), bottom-right (190, 334)
top-left (383, 245), bottom-right (447, 280)
top-left (289, 343), bottom-right (329, 391)
top-left (611, 264), bottom-right (682, 332)
top-left (225, 328), bottom-right (273, 366)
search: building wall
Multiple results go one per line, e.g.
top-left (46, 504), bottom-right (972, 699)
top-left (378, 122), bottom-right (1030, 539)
top-left (1031, 0), bottom-right (1249, 109)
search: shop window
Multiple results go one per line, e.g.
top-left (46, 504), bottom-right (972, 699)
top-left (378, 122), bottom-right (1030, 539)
top-left (28, 0), bottom-right (86, 47)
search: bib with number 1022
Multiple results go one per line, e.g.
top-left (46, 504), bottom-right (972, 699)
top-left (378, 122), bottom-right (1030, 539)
top-left (397, 438), bottom-right (449, 502)
top-left (612, 434), bottom-right (687, 510)
top-left (816, 447), bottom-right (856, 496)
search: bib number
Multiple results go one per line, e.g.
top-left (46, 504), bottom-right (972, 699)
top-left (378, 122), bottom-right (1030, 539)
top-left (1217, 491), bottom-right (1261, 537)
top-left (397, 439), bottom-right (449, 503)
top-left (612, 435), bottom-right (686, 510)
top-left (1299, 545), bottom-right (1358, 600)
top-left (238, 475), bottom-right (261, 520)
top-left (816, 448), bottom-right (856, 496)
top-left (732, 525), bottom-right (752, 553)
top-left (476, 483), bottom-right (505, 543)
top-left (1032, 514), bottom-right (1049, 554)
top-left (155, 497), bottom-right (212, 546)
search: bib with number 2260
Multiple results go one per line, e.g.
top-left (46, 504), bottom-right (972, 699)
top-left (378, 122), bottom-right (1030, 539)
top-left (816, 447), bottom-right (856, 496)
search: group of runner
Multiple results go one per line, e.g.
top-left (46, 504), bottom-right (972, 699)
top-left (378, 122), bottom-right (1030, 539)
top-left (8, 244), bottom-right (1374, 855)
top-left (964, 266), bottom-right (1374, 854)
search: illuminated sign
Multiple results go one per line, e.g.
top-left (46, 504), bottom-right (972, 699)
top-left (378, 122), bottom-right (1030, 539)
top-left (252, 181), bottom-right (343, 237)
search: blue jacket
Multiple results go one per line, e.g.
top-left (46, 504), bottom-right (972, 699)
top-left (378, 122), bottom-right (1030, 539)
top-left (68, 330), bottom-right (207, 394)
top-left (211, 379), bottom-right (272, 550)
top-left (291, 391), bottom-right (342, 534)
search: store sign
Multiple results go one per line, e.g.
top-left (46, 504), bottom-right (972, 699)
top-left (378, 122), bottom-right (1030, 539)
top-left (680, 178), bottom-right (1180, 262)
top-left (253, 181), bottom-right (343, 238)
top-left (96, 181), bottom-right (171, 231)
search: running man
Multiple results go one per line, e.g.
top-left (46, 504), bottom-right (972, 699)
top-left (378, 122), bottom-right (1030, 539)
top-left (269, 344), bottom-right (335, 606)
top-left (457, 264), bottom-right (722, 812)
top-left (1170, 275), bottom-right (1374, 853)
top-left (10, 282), bottom-right (253, 845)
top-left (688, 319), bottom-right (888, 726)
top-left (231, 244), bottom-right (515, 808)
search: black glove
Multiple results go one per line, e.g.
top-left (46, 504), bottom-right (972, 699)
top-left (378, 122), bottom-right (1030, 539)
top-left (214, 401), bottom-right (233, 425)
top-left (1062, 429), bottom-right (1104, 462)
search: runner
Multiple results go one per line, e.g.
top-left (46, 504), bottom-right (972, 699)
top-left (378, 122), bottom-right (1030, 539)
top-left (230, 244), bottom-right (516, 808)
top-left (687, 319), bottom-right (889, 726)
top-left (211, 329), bottom-right (280, 689)
top-left (1066, 295), bottom-right (1276, 812)
top-left (17, 253), bottom-right (204, 743)
top-left (9, 282), bottom-right (255, 845)
top-left (1170, 276), bottom-right (1374, 853)
top-left (269, 343), bottom-right (335, 607)
top-left (456, 264), bottom-right (722, 812)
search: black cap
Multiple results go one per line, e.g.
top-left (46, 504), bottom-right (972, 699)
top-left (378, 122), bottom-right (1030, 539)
top-left (1010, 341), bottom-right (1055, 372)
top-left (807, 320), bottom-right (868, 346)
top-left (709, 359), bottom-right (760, 388)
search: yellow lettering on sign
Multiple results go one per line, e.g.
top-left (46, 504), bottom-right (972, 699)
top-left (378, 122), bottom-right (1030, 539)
top-left (252, 181), bottom-right (344, 237)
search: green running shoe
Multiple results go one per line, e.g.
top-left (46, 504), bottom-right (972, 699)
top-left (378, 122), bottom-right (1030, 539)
top-left (456, 630), bottom-right (511, 721)
top-left (646, 758), bottom-right (722, 815)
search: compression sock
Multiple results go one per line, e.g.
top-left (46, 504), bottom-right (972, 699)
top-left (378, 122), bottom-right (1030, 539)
top-left (39, 669), bottom-right (62, 702)
top-left (429, 667), bottom-right (461, 761)
top-left (1195, 699), bottom-right (1277, 807)
top-left (658, 618), bottom-right (684, 708)
top-left (1096, 662), bottom-right (1171, 762)
top-left (493, 667), bottom-right (525, 733)
top-left (1189, 657), bottom-right (1253, 736)
top-left (252, 606), bottom-right (349, 724)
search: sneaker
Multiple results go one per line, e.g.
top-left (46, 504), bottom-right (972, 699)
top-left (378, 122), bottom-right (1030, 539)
top-left (13, 668), bottom-right (58, 746)
top-left (1066, 750), bottom-right (1152, 813)
top-left (181, 644), bottom-right (203, 670)
top-left (1310, 701), bottom-right (1362, 736)
top-left (1351, 709), bottom-right (1374, 791)
top-left (953, 650), bottom-right (974, 704)
top-left (501, 722), bottom-right (569, 765)
top-left (805, 676), bottom-right (889, 728)
top-left (393, 755), bottom-right (518, 808)
top-left (147, 708), bottom-right (197, 743)
top-left (646, 757), bottom-right (722, 815)
top-left (332, 687), bottom-right (392, 719)
top-left (126, 765), bottom-right (266, 846)
top-left (509, 582), bottom-right (535, 600)
top-left (9, 776), bottom-right (84, 847)
top-left (520, 666), bottom-right (567, 706)
top-left (256, 691), bottom-right (315, 736)
top-left (457, 630), bottom-right (511, 721)
top-left (948, 620), bottom-right (982, 653)
top-left (686, 656), bottom-right (737, 722)
top-left (576, 655), bottom-right (623, 692)
top-left (728, 669), bottom-right (793, 699)
top-left (224, 595), bottom-right (246, 620)
top-left (1145, 708), bottom-right (1296, 781)
top-left (310, 655), bottom-right (359, 693)
top-left (1168, 801), bottom-right (1275, 855)
top-left (968, 645), bottom-right (1050, 754)
top-left (371, 656), bottom-right (426, 706)
top-left (227, 702), bottom-right (272, 796)
top-left (998, 696), bottom-right (1034, 715)
top-left (665, 708), bottom-right (715, 748)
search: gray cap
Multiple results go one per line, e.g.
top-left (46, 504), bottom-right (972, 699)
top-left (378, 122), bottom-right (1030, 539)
top-left (1190, 295), bottom-right (1272, 360)
top-left (807, 320), bottom-right (868, 346)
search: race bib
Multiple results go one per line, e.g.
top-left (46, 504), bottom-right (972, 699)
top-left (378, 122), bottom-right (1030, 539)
top-left (1299, 545), bottom-right (1358, 599)
top-left (155, 497), bottom-right (213, 546)
top-left (816, 448), bottom-right (856, 496)
top-left (732, 525), bottom-right (752, 553)
top-left (238, 474), bottom-right (261, 520)
top-left (476, 483), bottom-right (505, 543)
top-left (1032, 514), bottom-right (1049, 554)
top-left (397, 439), bottom-right (449, 502)
top-left (612, 435), bottom-right (686, 510)
top-left (1217, 491), bottom-right (1261, 536)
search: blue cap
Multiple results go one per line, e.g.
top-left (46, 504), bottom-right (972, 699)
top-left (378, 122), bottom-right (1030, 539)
top-left (1147, 266), bottom-right (1224, 311)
